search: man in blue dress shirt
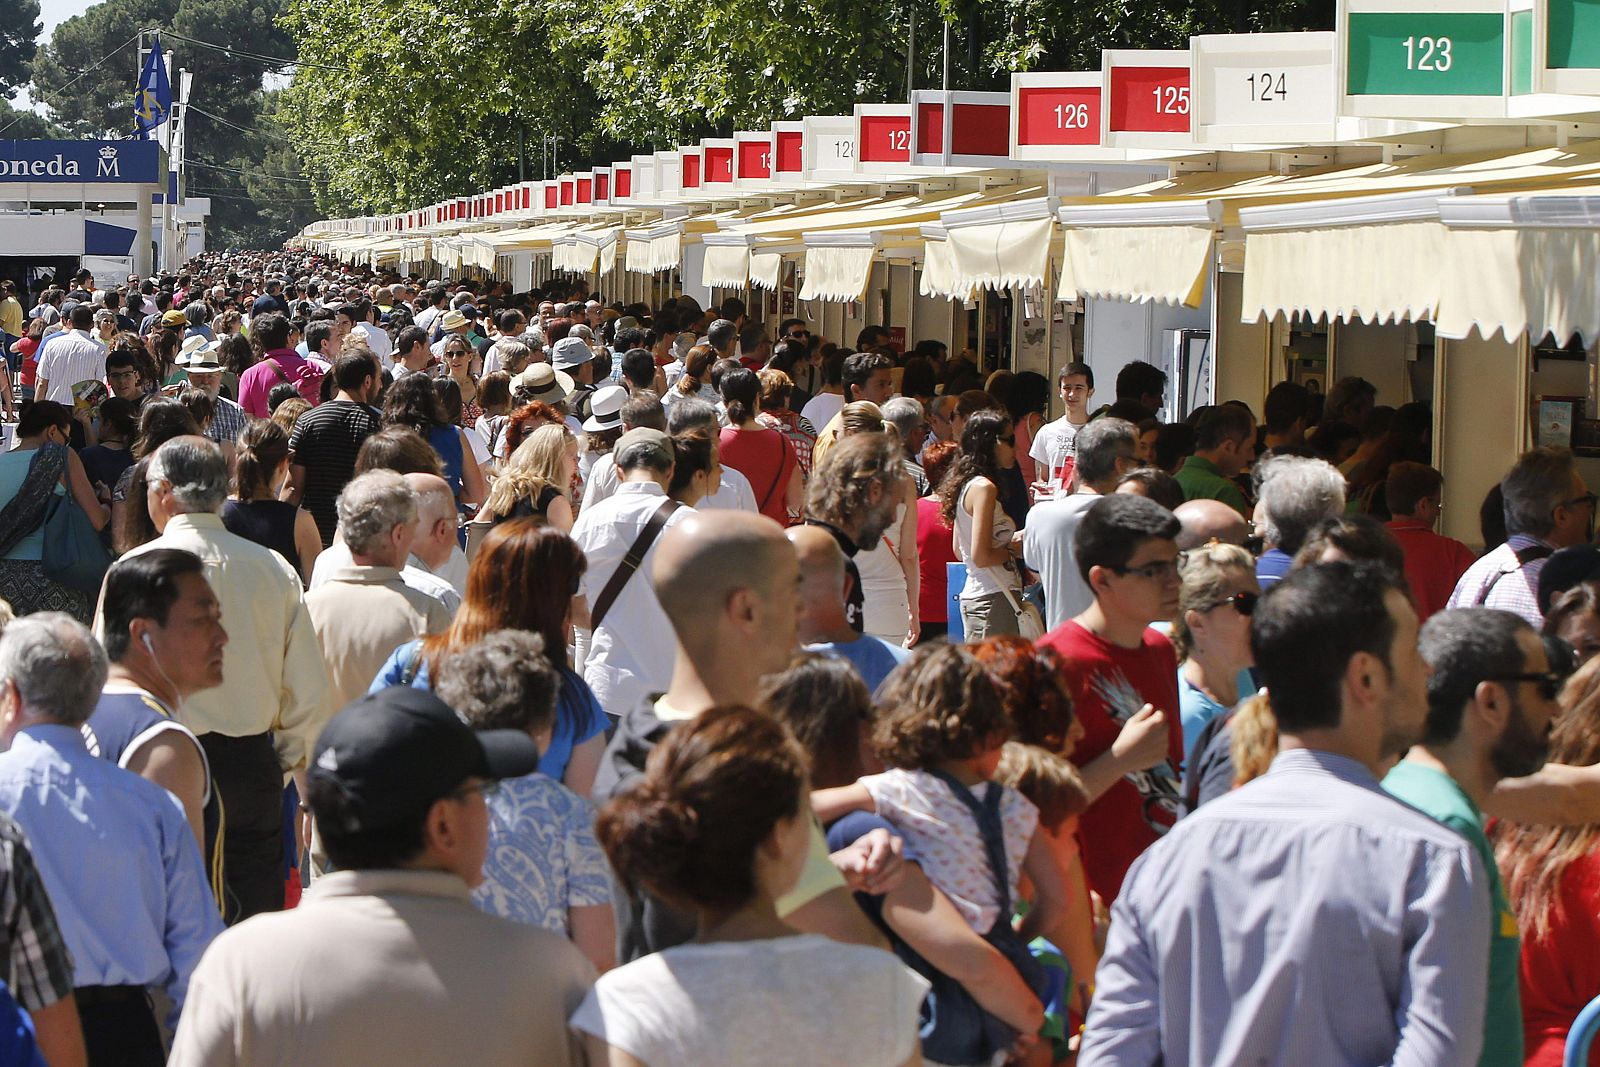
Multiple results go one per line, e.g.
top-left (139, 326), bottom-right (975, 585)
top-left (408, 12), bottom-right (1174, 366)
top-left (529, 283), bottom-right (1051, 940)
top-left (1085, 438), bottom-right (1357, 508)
top-left (0, 613), bottom-right (222, 1067)
top-left (1081, 561), bottom-right (1491, 1067)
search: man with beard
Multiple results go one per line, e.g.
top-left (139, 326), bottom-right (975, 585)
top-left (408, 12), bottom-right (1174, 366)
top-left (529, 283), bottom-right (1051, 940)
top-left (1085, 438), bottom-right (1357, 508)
top-left (801, 433), bottom-right (903, 634)
top-left (1081, 562), bottom-right (1491, 1067)
top-left (1383, 609), bottom-right (1559, 1067)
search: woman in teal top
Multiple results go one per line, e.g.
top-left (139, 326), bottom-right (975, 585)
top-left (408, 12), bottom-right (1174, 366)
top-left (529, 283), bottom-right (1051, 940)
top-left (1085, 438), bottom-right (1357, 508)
top-left (1173, 542), bottom-right (1260, 769)
top-left (0, 402), bottom-right (110, 622)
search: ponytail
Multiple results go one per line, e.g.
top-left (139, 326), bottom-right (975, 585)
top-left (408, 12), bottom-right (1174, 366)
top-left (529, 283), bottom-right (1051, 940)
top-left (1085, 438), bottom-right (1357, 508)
top-left (234, 420), bottom-right (291, 501)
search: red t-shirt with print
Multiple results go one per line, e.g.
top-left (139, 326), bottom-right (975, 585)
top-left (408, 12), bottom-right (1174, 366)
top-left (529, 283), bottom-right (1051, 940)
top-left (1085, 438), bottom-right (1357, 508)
top-left (1037, 620), bottom-right (1182, 903)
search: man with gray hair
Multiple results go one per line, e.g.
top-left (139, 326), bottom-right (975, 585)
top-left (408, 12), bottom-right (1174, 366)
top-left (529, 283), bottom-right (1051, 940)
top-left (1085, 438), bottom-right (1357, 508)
top-left (0, 613), bottom-right (223, 1061)
top-left (880, 396), bottom-right (929, 495)
top-left (305, 471), bottom-right (450, 711)
top-left (109, 435), bottom-right (329, 923)
top-left (1025, 417), bottom-right (1140, 630)
top-left (1448, 446), bottom-right (1596, 625)
top-left (1254, 454), bottom-right (1347, 590)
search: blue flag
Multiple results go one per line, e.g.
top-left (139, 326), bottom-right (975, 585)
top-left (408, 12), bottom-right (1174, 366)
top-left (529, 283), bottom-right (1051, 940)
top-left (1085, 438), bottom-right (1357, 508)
top-left (133, 40), bottom-right (171, 138)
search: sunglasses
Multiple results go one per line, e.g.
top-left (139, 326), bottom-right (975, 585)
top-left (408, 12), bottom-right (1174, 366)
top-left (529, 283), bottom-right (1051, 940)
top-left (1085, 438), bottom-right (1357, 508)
top-left (1205, 591), bottom-right (1259, 616)
top-left (1486, 671), bottom-right (1565, 702)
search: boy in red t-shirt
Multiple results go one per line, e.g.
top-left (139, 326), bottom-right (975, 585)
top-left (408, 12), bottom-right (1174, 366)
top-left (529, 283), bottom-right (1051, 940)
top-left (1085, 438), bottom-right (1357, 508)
top-left (1038, 494), bottom-right (1185, 904)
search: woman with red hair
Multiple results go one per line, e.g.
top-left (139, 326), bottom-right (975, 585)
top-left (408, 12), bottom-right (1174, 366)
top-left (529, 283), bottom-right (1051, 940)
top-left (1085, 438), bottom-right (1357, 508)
top-left (369, 518), bottom-right (608, 794)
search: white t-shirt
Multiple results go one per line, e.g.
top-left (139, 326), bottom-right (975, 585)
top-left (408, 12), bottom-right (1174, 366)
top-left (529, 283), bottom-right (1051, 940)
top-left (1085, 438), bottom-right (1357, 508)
top-left (800, 392), bottom-right (845, 434)
top-left (1028, 415), bottom-right (1087, 489)
top-left (1024, 491), bottom-right (1100, 630)
top-left (700, 465), bottom-right (758, 513)
top-left (356, 322), bottom-right (392, 368)
top-left (569, 935), bottom-right (929, 1067)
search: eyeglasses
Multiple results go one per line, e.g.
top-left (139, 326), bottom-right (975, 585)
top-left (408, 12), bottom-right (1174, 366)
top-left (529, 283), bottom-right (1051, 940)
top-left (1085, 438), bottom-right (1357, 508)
top-left (1561, 493), bottom-right (1599, 512)
top-left (1204, 591), bottom-right (1259, 616)
top-left (447, 780), bottom-right (501, 803)
top-left (1107, 558), bottom-right (1181, 582)
top-left (1487, 672), bottom-right (1565, 702)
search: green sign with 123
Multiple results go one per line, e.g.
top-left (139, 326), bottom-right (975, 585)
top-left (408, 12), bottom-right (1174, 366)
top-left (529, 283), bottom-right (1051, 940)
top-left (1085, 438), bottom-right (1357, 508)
top-left (1347, 11), bottom-right (1505, 95)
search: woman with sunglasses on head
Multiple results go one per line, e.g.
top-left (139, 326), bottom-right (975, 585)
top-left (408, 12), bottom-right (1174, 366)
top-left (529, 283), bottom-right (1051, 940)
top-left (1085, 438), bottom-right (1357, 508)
top-left (1173, 542), bottom-right (1260, 769)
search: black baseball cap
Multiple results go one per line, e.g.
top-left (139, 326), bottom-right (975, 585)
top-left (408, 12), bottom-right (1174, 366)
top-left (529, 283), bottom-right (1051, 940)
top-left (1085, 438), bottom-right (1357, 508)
top-left (308, 686), bottom-right (538, 832)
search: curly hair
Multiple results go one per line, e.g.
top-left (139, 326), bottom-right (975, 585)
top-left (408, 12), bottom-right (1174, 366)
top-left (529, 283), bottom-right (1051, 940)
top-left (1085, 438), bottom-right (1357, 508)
top-left (873, 644), bottom-right (1014, 769)
top-left (969, 636), bottom-right (1077, 754)
top-left (805, 432), bottom-right (902, 529)
top-left (503, 400), bottom-right (565, 457)
top-left (381, 372), bottom-right (447, 434)
top-left (938, 409), bottom-right (1012, 527)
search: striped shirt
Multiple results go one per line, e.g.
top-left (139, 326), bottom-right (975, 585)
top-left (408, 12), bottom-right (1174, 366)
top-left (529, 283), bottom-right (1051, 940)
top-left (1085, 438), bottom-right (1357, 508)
top-left (288, 400), bottom-right (382, 545)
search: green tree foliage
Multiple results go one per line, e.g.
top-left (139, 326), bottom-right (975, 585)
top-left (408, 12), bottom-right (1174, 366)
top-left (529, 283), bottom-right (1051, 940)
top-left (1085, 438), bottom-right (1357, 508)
top-left (0, 96), bottom-right (64, 139)
top-left (0, 0), bottom-right (40, 99)
top-left (588, 0), bottom-right (929, 146)
top-left (279, 0), bottom-right (625, 216)
top-left (27, 0), bottom-right (315, 245)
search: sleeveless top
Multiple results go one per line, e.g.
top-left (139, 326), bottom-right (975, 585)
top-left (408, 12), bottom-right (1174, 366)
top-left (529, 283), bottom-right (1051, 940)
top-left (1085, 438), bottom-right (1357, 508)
top-left (84, 685), bottom-right (225, 907)
top-left (492, 484), bottom-right (562, 526)
top-left (955, 479), bottom-right (1019, 600)
top-left (427, 423), bottom-right (465, 499)
top-left (222, 498), bottom-right (304, 580)
top-left (857, 502), bottom-right (911, 641)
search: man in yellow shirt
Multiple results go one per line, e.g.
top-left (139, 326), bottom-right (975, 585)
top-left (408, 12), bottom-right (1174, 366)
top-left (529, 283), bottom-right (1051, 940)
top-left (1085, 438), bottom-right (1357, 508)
top-left (0, 281), bottom-right (23, 371)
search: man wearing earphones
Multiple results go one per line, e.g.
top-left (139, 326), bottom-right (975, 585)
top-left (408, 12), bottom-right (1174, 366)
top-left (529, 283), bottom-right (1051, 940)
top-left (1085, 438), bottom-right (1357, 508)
top-left (86, 549), bottom-right (228, 899)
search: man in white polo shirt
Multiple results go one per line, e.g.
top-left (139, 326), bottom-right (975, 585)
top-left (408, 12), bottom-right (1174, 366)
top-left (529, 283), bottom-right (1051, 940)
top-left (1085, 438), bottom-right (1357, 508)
top-left (35, 304), bottom-right (107, 406)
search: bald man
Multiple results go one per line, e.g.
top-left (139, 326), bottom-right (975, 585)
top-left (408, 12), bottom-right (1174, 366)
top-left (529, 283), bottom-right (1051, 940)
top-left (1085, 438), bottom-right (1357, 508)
top-left (789, 525), bottom-right (910, 694)
top-left (1174, 498), bottom-right (1250, 551)
top-left (306, 473), bottom-right (460, 615)
top-left (593, 510), bottom-right (897, 960)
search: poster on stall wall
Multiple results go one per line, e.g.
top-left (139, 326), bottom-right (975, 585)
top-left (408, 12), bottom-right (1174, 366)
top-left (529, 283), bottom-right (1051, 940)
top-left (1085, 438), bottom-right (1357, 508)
top-left (1538, 397), bottom-right (1578, 449)
top-left (888, 326), bottom-right (906, 355)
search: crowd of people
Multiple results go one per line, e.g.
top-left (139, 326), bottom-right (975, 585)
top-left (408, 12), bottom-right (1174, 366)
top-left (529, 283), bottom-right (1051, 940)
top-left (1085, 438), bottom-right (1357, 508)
top-left (0, 250), bottom-right (1596, 1065)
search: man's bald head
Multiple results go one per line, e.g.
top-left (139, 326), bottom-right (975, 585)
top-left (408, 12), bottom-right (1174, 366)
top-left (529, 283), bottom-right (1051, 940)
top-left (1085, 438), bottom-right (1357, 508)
top-left (787, 525), bottom-right (846, 587)
top-left (404, 473), bottom-right (456, 526)
top-left (1175, 498), bottom-right (1250, 550)
top-left (655, 511), bottom-right (792, 628)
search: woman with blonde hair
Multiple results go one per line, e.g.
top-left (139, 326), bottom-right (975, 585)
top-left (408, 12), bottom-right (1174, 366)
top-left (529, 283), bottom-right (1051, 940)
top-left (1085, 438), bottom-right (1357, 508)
top-left (1173, 542), bottom-right (1261, 766)
top-left (479, 423), bottom-right (577, 532)
top-left (1494, 656), bottom-right (1600, 1067)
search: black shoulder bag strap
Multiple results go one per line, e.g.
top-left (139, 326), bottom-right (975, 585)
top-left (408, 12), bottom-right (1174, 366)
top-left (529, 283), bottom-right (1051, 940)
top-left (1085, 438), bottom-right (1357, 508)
top-left (757, 430), bottom-right (787, 515)
top-left (927, 768), bottom-right (1011, 918)
top-left (1475, 543), bottom-right (1553, 606)
top-left (590, 498), bottom-right (682, 630)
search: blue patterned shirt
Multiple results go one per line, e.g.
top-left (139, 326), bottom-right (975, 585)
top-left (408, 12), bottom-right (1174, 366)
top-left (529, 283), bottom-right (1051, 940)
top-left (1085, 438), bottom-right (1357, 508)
top-left (471, 773), bottom-right (610, 933)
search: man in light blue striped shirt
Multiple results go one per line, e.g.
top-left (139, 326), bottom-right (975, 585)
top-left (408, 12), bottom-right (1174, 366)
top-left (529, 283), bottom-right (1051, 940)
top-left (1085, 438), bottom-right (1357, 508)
top-left (1082, 562), bottom-right (1491, 1067)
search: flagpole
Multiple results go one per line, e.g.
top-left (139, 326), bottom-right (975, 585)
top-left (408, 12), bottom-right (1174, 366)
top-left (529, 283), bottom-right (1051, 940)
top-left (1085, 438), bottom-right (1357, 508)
top-left (160, 49), bottom-right (174, 272)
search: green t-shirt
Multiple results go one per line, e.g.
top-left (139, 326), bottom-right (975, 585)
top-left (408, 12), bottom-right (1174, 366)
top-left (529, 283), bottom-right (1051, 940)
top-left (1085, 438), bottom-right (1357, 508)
top-left (1173, 455), bottom-right (1249, 516)
top-left (1383, 760), bottom-right (1523, 1067)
